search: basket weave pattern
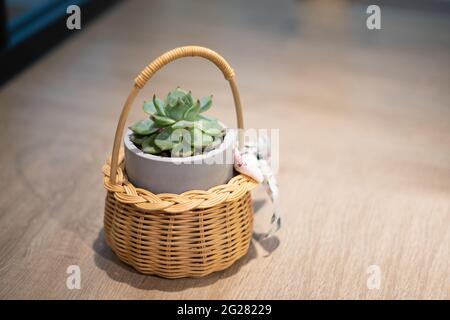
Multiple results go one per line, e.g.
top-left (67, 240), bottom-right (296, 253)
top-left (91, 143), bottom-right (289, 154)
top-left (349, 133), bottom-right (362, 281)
top-left (103, 46), bottom-right (256, 278)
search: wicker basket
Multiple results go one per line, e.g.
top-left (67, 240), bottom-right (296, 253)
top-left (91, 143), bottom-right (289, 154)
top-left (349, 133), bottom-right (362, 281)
top-left (102, 46), bottom-right (258, 278)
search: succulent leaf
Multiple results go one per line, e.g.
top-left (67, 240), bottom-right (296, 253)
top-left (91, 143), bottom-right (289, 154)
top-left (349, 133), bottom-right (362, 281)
top-left (153, 95), bottom-right (165, 116)
top-left (183, 100), bottom-right (200, 121)
top-left (130, 134), bottom-right (147, 146)
top-left (172, 120), bottom-right (195, 129)
top-left (197, 118), bottom-right (223, 136)
top-left (168, 98), bottom-right (189, 120)
top-left (199, 95), bottom-right (213, 113)
top-left (203, 135), bottom-right (223, 152)
top-left (168, 96), bottom-right (177, 108)
top-left (142, 101), bottom-right (157, 115)
top-left (166, 87), bottom-right (187, 107)
top-left (130, 119), bottom-right (158, 135)
top-left (172, 87), bottom-right (189, 97)
top-left (171, 142), bottom-right (193, 157)
top-left (171, 128), bottom-right (192, 145)
top-left (152, 114), bottom-right (176, 126)
top-left (142, 134), bottom-right (161, 154)
top-left (202, 133), bottom-right (213, 146)
top-left (186, 91), bottom-right (194, 105)
top-left (190, 127), bottom-right (213, 148)
top-left (155, 127), bottom-right (175, 151)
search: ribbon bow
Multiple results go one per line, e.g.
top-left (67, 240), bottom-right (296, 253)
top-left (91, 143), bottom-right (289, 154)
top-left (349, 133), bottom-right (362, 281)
top-left (234, 137), bottom-right (281, 239)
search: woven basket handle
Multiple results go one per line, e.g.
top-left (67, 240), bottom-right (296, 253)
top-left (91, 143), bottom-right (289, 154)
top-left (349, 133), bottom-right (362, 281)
top-left (109, 46), bottom-right (244, 184)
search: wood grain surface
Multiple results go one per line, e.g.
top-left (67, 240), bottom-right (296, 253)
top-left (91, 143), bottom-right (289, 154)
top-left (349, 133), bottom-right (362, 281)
top-left (0, 0), bottom-right (448, 299)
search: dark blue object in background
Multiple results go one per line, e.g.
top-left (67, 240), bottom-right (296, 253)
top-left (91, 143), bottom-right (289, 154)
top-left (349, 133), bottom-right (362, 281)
top-left (0, 0), bottom-right (122, 86)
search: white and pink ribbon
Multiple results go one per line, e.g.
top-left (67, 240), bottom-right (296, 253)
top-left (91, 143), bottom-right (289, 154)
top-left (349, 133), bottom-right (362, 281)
top-left (234, 137), bottom-right (281, 239)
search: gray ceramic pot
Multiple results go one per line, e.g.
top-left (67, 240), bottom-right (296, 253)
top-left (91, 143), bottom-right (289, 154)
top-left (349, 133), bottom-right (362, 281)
top-left (124, 127), bottom-right (236, 194)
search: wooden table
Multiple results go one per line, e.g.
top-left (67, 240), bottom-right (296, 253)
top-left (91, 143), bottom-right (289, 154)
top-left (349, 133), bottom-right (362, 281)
top-left (0, 0), bottom-right (448, 299)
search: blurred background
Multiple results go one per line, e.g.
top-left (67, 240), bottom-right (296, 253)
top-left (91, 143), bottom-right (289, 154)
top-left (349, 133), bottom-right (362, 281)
top-left (0, 0), bottom-right (449, 299)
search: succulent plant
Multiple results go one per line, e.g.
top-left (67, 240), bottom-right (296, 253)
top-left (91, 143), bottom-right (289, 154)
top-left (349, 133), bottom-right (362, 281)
top-left (129, 87), bottom-right (225, 157)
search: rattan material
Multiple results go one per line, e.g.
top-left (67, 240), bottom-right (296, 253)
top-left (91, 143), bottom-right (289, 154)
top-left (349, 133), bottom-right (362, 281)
top-left (103, 46), bottom-right (257, 278)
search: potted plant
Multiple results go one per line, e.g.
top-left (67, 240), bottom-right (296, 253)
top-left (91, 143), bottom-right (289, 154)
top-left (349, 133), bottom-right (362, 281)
top-left (103, 46), bottom-right (258, 278)
top-left (124, 87), bottom-right (236, 194)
